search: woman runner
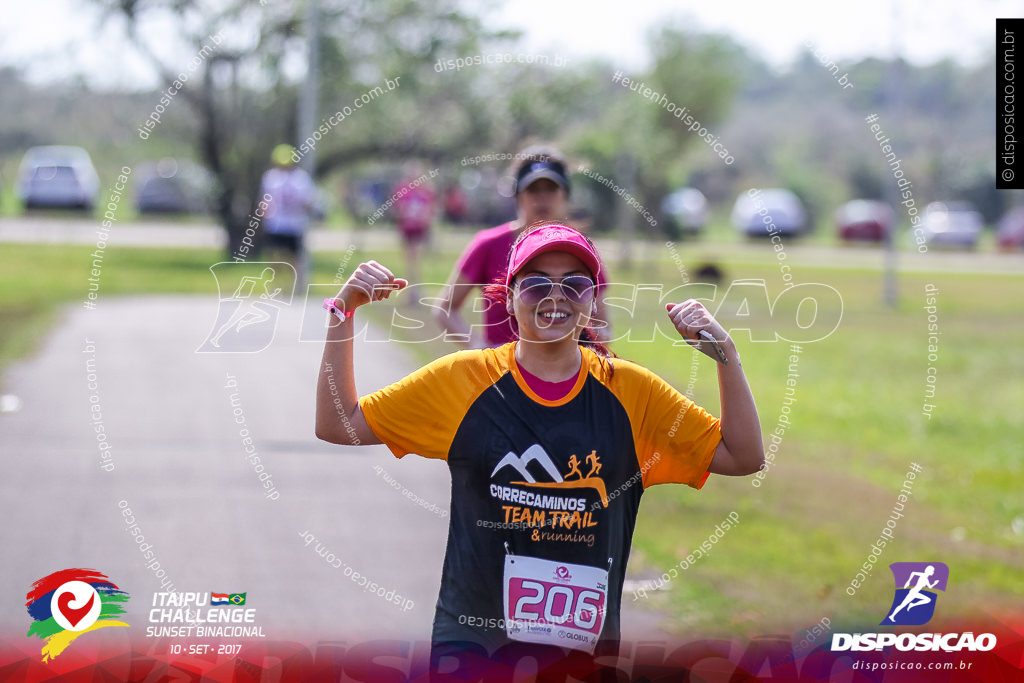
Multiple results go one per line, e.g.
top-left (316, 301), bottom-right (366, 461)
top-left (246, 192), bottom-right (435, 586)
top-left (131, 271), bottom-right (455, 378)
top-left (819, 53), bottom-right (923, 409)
top-left (315, 222), bottom-right (764, 674)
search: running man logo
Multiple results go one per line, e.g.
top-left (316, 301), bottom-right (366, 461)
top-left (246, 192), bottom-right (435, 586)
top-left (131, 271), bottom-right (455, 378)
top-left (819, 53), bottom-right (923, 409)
top-left (197, 262), bottom-right (295, 353)
top-left (491, 444), bottom-right (608, 506)
top-left (25, 569), bottom-right (130, 662)
top-left (882, 562), bottom-right (949, 626)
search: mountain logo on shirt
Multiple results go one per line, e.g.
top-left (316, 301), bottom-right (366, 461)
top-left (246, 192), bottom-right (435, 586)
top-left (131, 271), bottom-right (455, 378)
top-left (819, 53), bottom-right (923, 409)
top-left (491, 444), bottom-right (608, 506)
top-left (491, 444), bottom-right (562, 482)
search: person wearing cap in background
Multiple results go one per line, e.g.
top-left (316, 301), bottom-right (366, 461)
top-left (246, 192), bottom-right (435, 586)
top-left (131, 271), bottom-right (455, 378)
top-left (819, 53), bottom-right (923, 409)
top-left (315, 222), bottom-right (764, 675)
top-left (260, 144), bottom-right (317, 289)
top-left (434, 144), bottom-right (612, 348)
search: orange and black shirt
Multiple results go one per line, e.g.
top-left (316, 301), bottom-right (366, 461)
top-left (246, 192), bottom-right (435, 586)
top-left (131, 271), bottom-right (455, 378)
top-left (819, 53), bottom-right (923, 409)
top-left (360, 342), bottom-right (721, 652)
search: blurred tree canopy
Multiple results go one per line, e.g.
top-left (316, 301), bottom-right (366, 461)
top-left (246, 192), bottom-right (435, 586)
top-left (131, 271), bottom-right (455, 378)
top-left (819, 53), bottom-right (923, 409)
top-left (89, 0), bottom-right (517, 253)
top-left (571, 25), bottom-right (745, 238)
top-left (82, 0), bottom-right (748, 254)
top-left (3, 2), bottom-right (1007, 249)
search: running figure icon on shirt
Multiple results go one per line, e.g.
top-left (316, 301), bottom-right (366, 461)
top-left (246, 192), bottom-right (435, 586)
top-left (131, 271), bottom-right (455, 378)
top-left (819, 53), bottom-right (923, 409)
top-left (565, 451), bottom-right (601, 480)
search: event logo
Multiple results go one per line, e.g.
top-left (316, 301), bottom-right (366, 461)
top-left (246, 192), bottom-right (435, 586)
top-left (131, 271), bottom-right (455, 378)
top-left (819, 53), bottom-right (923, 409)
top-left (197, 262), bottom-right (295, 353)
top-left (25, 569), bottom-right (130, 662)
top-left (882, 562), bottom-right (948, 626)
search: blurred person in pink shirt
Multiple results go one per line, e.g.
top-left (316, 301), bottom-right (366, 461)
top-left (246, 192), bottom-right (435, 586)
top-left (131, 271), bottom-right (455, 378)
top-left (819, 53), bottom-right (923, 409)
top-left (435, 144), bottom-right (610, 348)
top-left (391, 161), bottom-right (436, 299)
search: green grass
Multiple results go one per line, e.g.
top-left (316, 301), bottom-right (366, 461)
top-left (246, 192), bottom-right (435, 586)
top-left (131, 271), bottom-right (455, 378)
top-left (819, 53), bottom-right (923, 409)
top-left (2, 238), bottom-right (1020, 638)
top-left (0, 244), bottom-right (224, 373)
top-left (607, 263), bottom-right (1024, 635)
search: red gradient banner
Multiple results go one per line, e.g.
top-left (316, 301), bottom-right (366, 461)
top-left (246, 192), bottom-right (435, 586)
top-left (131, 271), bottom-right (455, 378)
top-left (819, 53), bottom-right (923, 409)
top-left (1, 615), bottom-right (1021, 682)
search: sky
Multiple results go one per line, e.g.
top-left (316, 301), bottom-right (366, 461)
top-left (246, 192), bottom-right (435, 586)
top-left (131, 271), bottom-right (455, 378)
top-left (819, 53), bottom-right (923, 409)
top-left (489, 0), bottom-right (1012, 70)
top-left (0, 0), bottom-right (1014, 89)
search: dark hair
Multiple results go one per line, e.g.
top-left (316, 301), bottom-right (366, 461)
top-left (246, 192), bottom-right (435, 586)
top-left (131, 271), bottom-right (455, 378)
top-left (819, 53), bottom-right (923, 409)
top-left (510, 143), bottom-right (568, 176)
top-left (483, 222), bottom-right (616, 360)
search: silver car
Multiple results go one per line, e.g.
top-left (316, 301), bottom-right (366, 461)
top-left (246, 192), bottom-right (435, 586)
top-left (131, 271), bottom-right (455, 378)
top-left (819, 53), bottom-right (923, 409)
top-left (17, 146), bottom-right (100, 210)
top-left (921, 202), bottom-right (983, 249)
top-left (732, 188), bottom-right (807, 237)
top-left (662, 188), bottom-right (709, 235)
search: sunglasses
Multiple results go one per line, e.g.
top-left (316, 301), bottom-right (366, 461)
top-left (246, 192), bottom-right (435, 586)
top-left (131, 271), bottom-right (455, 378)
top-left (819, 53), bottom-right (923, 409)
top-left (516, 275), bottom-right (596, 306)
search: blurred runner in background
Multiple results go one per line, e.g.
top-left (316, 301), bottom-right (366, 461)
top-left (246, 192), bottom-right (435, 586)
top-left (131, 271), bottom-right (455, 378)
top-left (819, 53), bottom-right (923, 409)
top-left (260, 144), bottom-right (316, 290)
top-left (443, 184), bottom-right (469, 225)
top-left (391, 161), bottom-right (436, 301)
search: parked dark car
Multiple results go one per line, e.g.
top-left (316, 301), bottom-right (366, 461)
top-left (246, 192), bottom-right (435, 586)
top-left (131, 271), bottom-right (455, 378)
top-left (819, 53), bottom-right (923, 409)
top-left (997, 206), bottom-right (1024, 251)
top-left (836, 200), bottom-right (894, 242)
top-left (17, 146), bottom-right (100, 210)
top-left (134, 158), bottom-right (213, 215)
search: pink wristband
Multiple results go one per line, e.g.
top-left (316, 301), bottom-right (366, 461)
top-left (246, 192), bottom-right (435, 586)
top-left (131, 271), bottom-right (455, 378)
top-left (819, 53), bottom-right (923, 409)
top-left (323, 298), bottom-right (355, 321)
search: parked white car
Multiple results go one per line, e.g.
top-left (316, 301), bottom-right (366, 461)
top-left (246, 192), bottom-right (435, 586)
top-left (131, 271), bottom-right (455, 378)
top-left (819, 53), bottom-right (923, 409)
top-left (661, 187), bottom-right (709, 235)
top-left (17, 146), bottom-right (100, 210)
top-left (921, 201), bottom-right (983, 249)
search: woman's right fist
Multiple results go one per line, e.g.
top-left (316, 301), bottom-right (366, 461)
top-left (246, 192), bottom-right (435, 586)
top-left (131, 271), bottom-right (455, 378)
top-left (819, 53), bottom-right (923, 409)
top-left (335, 261), bottom-right (408, 311)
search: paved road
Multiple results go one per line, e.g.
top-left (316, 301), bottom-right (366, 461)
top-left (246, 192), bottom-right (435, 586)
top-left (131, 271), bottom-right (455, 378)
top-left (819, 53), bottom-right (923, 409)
top-left (0, 293), bottom-right (673, 646)
top-left (2, 215), bottom-right (1023, 275)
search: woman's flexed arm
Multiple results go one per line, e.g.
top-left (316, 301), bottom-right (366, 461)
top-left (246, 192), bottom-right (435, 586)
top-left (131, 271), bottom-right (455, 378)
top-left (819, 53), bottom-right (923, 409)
top-left (315, 261), bottom-right (407, 445)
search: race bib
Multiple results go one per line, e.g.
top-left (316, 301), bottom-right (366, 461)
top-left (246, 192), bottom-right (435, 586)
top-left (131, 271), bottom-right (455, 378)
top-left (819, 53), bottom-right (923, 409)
top-left (502, 555), bottom-right (608, 653)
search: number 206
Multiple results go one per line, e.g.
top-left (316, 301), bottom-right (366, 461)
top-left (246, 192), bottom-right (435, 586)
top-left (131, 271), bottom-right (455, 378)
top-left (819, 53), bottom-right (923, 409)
top-left (513, 581), bottom-right (602, 631)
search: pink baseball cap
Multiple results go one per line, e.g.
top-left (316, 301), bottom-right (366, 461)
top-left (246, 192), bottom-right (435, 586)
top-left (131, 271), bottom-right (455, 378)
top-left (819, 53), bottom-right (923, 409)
top-left (505, 223), bottom-right (602, 288)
